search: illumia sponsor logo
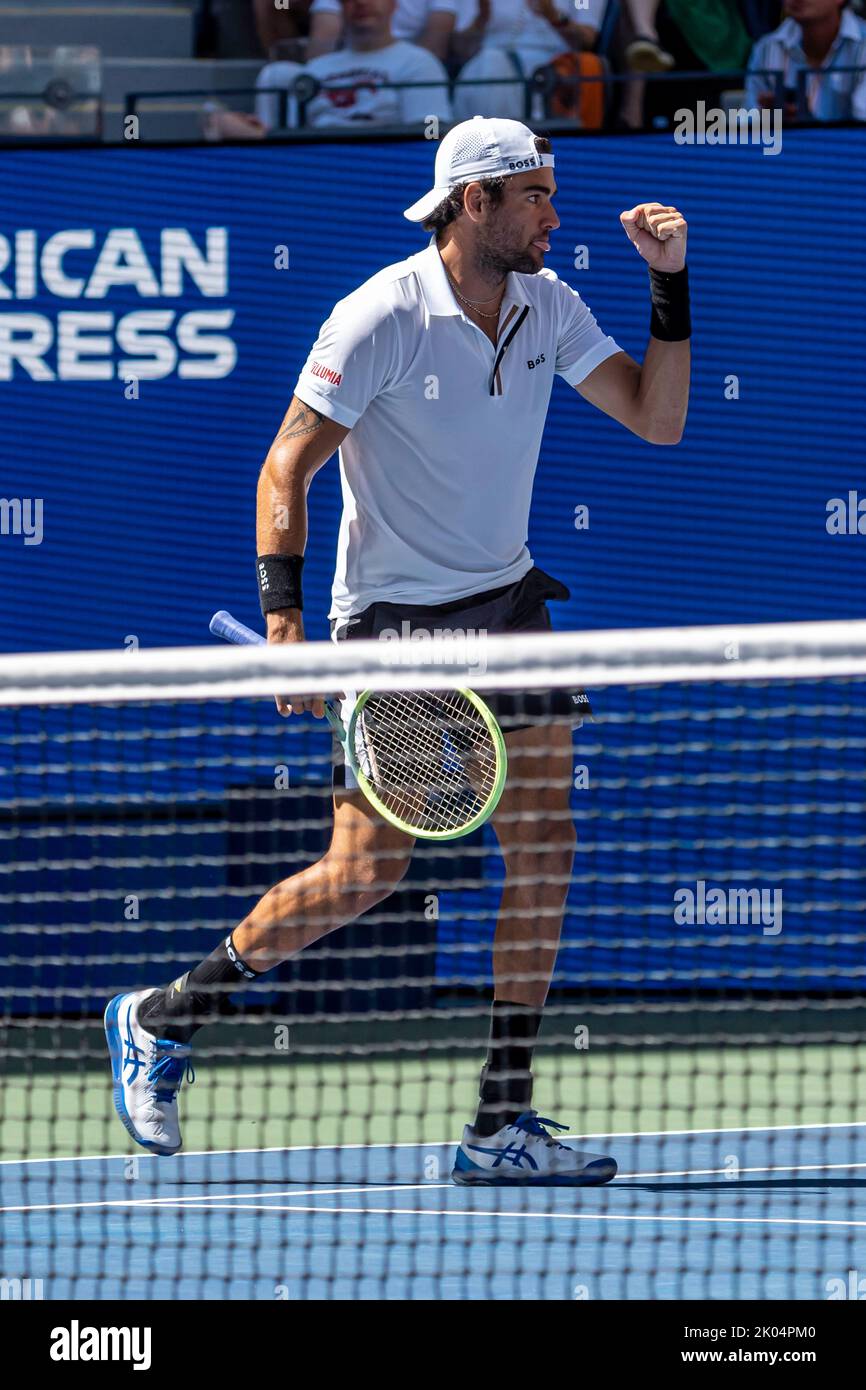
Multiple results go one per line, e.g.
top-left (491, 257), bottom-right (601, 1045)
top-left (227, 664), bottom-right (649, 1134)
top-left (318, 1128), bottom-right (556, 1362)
top-left (674, 879), bottom-right (782, 936)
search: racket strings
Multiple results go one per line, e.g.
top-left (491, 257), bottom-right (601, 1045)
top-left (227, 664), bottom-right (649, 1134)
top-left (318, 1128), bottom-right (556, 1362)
top-left (353, 690), bottom-right (498, 833)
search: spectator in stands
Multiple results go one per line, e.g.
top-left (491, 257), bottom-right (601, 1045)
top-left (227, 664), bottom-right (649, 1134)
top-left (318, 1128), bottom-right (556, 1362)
top-left (622, 1), bottom-right (675, 70)
top-left (661, 1), bottom-right (754, 72)
top-left (739, 1), bottom-right (785, 41)
top-left (620, 1), bottom-right (754, 130)
top-left (206, 0), bottom-right (451, 135)
top-left (451, 0), bottom-right (606, 120)
top-left (308, 0), bottom-right (459, 62)
top-left (745, 0), bottom-right (866, 120)
top-left (252, 0), bottom-right (313, 56)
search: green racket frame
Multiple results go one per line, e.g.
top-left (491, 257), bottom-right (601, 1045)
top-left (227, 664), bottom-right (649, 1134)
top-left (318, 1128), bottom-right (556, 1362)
top-left (207, 610), bottom-right (507, 844)
top-left (334, 688), bottom-right (508, 841)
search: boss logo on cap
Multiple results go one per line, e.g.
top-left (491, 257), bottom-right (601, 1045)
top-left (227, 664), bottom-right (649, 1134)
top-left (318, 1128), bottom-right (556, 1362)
top-left (508, 157), bottom-right (538, 170)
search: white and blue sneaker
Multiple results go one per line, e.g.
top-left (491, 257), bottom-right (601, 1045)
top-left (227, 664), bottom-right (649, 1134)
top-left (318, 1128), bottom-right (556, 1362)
top-left (104, 989), bottom-right (195, 1156)
top-left (452, 1110), bottom-right (617, 1187)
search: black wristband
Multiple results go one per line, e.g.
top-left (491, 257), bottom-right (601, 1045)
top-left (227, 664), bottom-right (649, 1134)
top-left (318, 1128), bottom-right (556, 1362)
top-left (257, 553), bottom-right (304, 614)
top-left (648, 265), bottom-right (691, 342)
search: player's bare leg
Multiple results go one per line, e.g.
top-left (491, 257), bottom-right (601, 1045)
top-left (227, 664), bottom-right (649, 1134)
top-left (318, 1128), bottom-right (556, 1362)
top-left (106, 795), bottom-right (414, 1153)
top-left (489, 722), bottom-right (577, 1010)
top-left (453, 722), bottom-right (616, 1185)
top-left (232, 792), bottom-right (415, 968)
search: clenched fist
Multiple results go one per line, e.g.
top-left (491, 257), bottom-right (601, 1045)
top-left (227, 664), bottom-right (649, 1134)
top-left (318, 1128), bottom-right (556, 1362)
top-left (620, 203), bottom-right (687, 273)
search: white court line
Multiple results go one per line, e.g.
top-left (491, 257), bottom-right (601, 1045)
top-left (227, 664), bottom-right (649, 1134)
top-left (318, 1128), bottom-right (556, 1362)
top-left (0, 1183), bottom-right (448, 1216)
top-left (626, 1160), bottom-right (866, 1180)
top-left (4, 1159), bottom-right (866, 1216)
top-left (4, 1118), bottom-right (866, 1168)
top-left (6, 1192), bottom-right (866, 1232)
top-left (117, 1202), bottom-right (866, 1232)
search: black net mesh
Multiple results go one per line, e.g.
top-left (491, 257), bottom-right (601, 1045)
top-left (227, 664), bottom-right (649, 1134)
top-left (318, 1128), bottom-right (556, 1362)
top-left (1, 656), bottom-right (865, 1300)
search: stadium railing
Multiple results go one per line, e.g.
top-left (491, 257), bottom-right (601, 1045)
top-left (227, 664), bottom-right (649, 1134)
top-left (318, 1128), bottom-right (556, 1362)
top-left (2, 66), bottom-right (865, 142)
top-left (119, 68), bottom-right (856, 139)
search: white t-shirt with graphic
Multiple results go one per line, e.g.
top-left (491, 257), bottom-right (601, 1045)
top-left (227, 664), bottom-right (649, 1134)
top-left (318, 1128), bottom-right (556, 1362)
top-left (257, 42), bottom-right (452, 128)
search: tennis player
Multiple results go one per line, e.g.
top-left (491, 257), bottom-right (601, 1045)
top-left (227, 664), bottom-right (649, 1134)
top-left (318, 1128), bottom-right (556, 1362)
top-left (106, 116), bottom-right (690, 1183)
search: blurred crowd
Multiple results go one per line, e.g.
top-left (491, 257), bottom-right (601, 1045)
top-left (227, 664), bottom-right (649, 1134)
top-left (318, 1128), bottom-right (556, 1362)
top-left (202, 0), bottom-right (866, 134)
top-left (1, 0), bottom-right (864, 138)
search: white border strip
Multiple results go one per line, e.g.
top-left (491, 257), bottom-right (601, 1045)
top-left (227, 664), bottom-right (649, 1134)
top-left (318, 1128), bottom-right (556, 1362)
top-left (2, 619), bottom-right (866, 706)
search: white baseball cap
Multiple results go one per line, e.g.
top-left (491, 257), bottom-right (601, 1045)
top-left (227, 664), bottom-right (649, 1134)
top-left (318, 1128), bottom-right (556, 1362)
top-left (403, 116), bottom-right (555, 224)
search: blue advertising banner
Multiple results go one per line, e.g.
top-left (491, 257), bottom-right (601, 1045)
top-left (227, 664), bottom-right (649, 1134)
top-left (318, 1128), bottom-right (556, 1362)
top-left (1, 132), bottom-right (863, 1005)
top-left (0, 131), bottom-right (863, 652)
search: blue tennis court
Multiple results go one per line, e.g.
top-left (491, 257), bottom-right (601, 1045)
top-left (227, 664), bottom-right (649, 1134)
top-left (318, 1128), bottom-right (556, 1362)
top-left (4, 1121), bottom-right (865, 1300)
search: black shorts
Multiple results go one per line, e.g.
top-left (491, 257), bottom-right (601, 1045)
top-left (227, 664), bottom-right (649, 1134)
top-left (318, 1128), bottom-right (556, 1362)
top-left (330, 566), bottom-right (592, 790)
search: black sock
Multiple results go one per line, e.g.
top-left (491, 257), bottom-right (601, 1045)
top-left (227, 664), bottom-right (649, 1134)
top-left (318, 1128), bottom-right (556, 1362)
top-left (137, 933), bottom-right (260, 1044)
top-left (473, 1000), bottom-right (543, 1137)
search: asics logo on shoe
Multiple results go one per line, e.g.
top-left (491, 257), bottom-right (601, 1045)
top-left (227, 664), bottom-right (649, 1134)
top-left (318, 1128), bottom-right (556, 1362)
top-left (467, 1141), bottom-right (539, 1170)
top-left (122, 1014), bottom-right (144, 1083)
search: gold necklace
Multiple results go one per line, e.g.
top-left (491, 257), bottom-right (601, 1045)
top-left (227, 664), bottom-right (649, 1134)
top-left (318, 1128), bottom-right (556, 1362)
top-left (446, 270), bottom-right (505, 319)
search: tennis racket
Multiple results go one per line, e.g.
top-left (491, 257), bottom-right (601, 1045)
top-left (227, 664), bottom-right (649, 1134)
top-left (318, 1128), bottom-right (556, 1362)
top-left (209, 610), bottom-right (507, 841)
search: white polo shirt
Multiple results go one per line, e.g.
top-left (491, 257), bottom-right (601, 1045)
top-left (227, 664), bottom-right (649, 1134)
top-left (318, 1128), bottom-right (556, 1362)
top-left (293, 240), bottom-right (621, 620)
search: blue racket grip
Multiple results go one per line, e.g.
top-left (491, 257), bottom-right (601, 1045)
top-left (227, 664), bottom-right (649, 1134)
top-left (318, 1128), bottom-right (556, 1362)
top-left (208, 609), bottom-right (344, 736)
top-left (209, 610), bottom-right (264, 647)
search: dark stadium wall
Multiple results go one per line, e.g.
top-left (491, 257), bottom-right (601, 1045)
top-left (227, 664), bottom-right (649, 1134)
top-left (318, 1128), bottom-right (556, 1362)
top-left (0, 130), bottom-right (863, 656)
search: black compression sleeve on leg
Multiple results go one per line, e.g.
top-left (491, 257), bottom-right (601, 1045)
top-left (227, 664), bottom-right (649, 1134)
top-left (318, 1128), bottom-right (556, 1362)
top-left (138, 933), bottom-right (260, 1044)
top-left (474, 1000), bottom-right (543, 1137)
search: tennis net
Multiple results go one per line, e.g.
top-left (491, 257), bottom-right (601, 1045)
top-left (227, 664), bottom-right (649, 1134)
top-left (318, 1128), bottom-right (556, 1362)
top-left (1, 619), bottom-right (865, 1301)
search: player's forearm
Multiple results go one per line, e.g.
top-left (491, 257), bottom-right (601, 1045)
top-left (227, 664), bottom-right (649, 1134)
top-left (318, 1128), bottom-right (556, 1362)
top-left (256, 396), bottom-right (349, 625)
top-left (257, 396), bottom-right (347, 553)
top-left (256, 457), bottom-right (309, 632)
top-left (635, 336), bottom-right (690, 445)
top-left (256, 452), bottom-right (310, 558)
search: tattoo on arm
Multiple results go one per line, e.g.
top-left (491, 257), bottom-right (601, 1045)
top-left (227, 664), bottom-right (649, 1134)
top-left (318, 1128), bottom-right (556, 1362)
top-left (277, 402), bottom-right (326, 442)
